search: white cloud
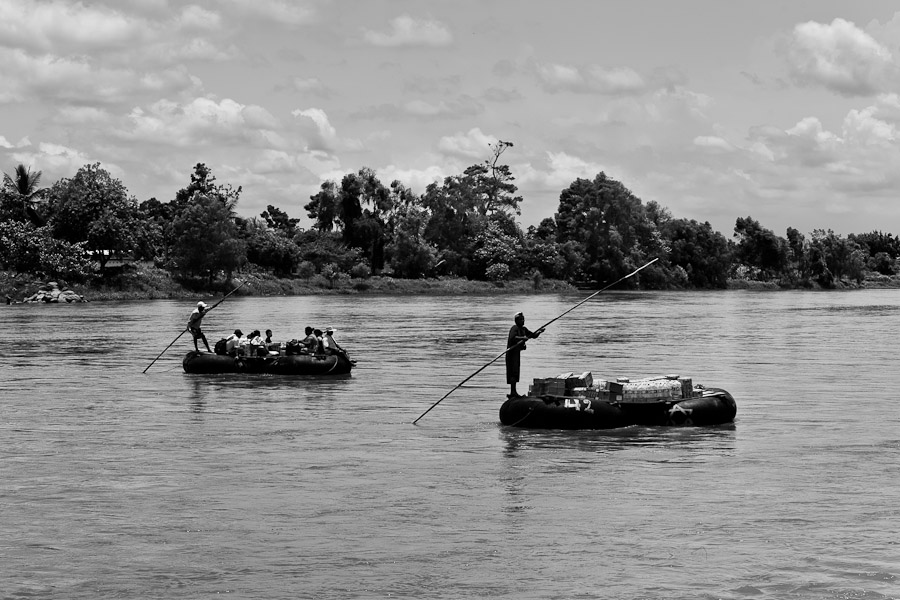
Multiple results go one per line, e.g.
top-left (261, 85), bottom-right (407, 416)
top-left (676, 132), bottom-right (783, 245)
top-left (122, 97), bottom-right (281, 147)
top-left (292, 107), bottom-right (338, 152)
top-left (379, 164), bottom-right (447, 192)
top-left (516, 151), bottom-right (605, 192)
top-left (843, 106), bottom-right (896, 145)
top-left (694, 136), bottom-right (734, 151)
top-left (0, 0), bottom-right (148, 53)
top-left (224, 0), bottom-right (316, 27)
top-left (362, 14), bottom-right (452, 47)
top-left (8, 142), bottom-right (96, 182)
top-left (534, 61), bottom-right (678, 95)
top-left (437, 128), bottom-right (497, 160)
top-left (784, 18), bottom-right (898, 96)
top-left (176, 5), bottom-right (222, 32)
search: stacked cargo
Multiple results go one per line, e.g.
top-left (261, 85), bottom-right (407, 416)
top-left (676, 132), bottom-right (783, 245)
top-left (527, 372), bottom-right (698, 403)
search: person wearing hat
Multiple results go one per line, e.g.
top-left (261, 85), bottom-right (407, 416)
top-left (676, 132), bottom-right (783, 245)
top-left (225, 329), bottom-right (244, 356)
top-left (187, 301), bottom-right (211, 353)
top-left (506, 311), bottom-right (544, 398)
top-left (323, 327), bottom-right (354, 364)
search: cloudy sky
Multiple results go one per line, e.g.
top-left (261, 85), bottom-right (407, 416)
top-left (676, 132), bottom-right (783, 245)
top-left (3, 0), bottom-right (900, 238)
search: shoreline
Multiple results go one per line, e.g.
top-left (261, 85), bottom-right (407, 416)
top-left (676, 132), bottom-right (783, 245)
top-left (5, 267), bottom-right (900, 303)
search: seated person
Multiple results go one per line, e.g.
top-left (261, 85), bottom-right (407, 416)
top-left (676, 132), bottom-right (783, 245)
top-left (264, 329), bottom-right (280, 352)
top-left (225, 329), bottom-right (244, 357)
top-left (248, 330), bottom-right (268, 357)
top-left (312, 329), bottom-right (326, 354)
top-left (301, 326), bottom-right (317, 354)
top-left (237, 332), bottom-right (253, 356)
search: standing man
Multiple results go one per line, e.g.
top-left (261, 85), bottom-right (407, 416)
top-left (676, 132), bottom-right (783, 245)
top-left (187, 301), bottom-right (211, 353)
top-left (506, 312), bottom-right (544, 398)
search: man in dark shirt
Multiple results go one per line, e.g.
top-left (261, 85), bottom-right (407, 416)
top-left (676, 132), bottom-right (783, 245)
top-left (506, 312), bottom-right (543, 398)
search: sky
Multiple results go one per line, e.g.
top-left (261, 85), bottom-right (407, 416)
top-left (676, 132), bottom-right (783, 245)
top-left (3, 0), bottom-right (900, 239)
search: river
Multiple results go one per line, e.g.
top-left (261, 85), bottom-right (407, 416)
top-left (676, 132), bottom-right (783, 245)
top-left (2, 290), bottom-right (898, 599)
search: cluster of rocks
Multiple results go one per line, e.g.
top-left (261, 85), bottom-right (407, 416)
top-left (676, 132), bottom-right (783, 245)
top-left (21, 282), bottom-right (86, 303)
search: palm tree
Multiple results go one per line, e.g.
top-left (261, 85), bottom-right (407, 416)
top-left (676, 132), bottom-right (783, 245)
top-left (2, 164), bottom-right (47, 226)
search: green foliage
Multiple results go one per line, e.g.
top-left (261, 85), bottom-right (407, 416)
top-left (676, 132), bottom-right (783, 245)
top-left (261, 204), bottom-right (299, 238)
top-left (170, 193), bottom-right (247, 282)
top-left (244, 219), bottom-right (300, 276)
top-left (732, 216), bottom-right (790, 280)
top-left (296, 260), bottom-right (316, 280)
top-left (294, 229), bottom-right (364, 272)
top-left (7, 156), bottom-right (899, 292)
top-left (663, 219), bottom-right (732, 288)
top-left (472, 219), bottom-right (521, 279)
top-left (553, 172), bottom-right (659, 285)
top-left (871, 252), bottom-right (896, 275)
top-left (485, 262), bottom-right (510, 281)
top-left (385, 205), bottom-right (436, 278)
top-left (47, 163), bottom-right (143, 270)
top-left (0, 222), bottom-right (93, 280)
top-left (349, 262), bottom-right (371, 279)
top-left (808, 229), bottom-right (866, 286)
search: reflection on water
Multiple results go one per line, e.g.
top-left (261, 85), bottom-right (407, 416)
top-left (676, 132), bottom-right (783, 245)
top-left (2, 291), bottom-right (900, 599)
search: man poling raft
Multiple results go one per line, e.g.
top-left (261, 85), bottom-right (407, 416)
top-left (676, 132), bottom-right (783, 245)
top-left (143, 281), bottom-right (247, 373)
top-left (413, 258), bottom-right (665, 425)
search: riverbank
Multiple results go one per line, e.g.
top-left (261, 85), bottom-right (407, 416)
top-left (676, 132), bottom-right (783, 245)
top-left (1, 267), bottom-right (577, 302)
top-left (6, 267), bottom-right (900, 303)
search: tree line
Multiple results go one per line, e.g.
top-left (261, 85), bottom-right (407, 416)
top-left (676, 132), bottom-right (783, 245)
top-left (2, 142), bottom-right (898, 290)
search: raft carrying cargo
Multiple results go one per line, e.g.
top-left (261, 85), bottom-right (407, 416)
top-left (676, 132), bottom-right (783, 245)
top-left (499, 372), bottom-right (736, 430)
top-left (182, 350), bottom-right (353, 375)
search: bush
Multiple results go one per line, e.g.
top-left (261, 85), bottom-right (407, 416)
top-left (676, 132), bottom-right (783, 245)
top-left (485, 262), bottom-right (510, 281)
top-left (349, 262), bottom-right (371, 279)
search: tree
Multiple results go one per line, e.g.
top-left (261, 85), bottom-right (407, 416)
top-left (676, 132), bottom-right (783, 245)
top-left (2, 164), bottom-right (48, 226)
top-left (808, 229), bottom-right (866, 286)
top-left (462, 140), bottom-right (523, 216)
top-left (244, 218), bottom-right (300, 276)
top-left (385, 205), bottom-right (436, 278)
top-left (663, 218), bottom-right (731, 288)
top-left (173, 163), bottom-right (242, 214)
top-left (261, 205), bottom-right (300, 238)
top-left (732, 216), bottom-right (790, 281)
top-left (554, 172), bottom-right (660, 284)
top-left (471, 218), bottom-right (522, 280)
top-left (47, 163), bottom-right (143, 272)
top-left (0, 222), bottom-right (93, 280)
top-left (170, 193), bottom-right (247, 283)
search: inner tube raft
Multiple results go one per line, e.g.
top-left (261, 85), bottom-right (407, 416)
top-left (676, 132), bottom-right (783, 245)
top-left (499, 387), bottom-right (736, 430)
top-left (182, 351), bottom-right (353, 375)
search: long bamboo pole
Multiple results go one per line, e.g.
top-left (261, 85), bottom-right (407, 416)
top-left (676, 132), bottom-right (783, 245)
top-left (142, 281), bottom-right (247, 373)
top-left (412, 258), bottom-right (659, 424)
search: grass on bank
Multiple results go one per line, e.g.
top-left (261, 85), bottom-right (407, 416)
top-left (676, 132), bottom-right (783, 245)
top-left (1, 266), bottom-right (577, 302)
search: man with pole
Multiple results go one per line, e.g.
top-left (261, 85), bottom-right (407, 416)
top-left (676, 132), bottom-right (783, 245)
top-left (507, 312), bottom-right (544, 398)
top-left (412, 258), bottom-right (658, 424)
top-left (143, 281), bottom-right (247, 373)
top-left (188, 301), bottom-right (212, 353)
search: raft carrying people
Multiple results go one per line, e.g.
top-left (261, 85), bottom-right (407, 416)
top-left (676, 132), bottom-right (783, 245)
top-left (184, 325), bottom-right (356, 375)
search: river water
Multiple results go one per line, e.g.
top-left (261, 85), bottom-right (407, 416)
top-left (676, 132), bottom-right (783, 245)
top-left (2, 290), bottom-right (898, 599)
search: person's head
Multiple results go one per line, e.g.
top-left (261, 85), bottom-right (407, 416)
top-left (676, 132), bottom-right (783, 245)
top-left (234, 329), bottom-right (243, 337)
top-left (313, 328), bottom-right (322, 336)
top-left (251, 330), bottom-right (260, 338)
top-left (325, 327), bottom-right (334, 336)
top-left (514, 311), bottom-right (524, 325)
top-left (198, 301), bottom-right (208, 311)
top-left (265, 329), bottom-right (272, 336)
top-left (305, 326), bottom-right (313, 335)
